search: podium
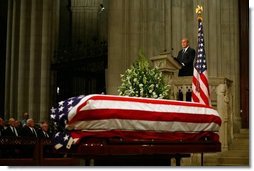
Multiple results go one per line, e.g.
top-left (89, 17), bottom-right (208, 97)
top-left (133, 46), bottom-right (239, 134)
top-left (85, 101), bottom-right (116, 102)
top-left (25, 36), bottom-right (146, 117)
top-left (150, 52), bottom-right (182, 83)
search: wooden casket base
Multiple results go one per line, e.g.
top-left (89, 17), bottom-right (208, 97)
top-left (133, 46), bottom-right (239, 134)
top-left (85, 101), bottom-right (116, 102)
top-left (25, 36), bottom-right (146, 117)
top-left (56, 138), bottom-right (221, 166)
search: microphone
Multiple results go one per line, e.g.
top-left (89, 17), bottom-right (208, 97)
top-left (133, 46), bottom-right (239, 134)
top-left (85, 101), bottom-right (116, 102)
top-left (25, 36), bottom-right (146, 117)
top-left (171, 48), bottom-right (176, 58)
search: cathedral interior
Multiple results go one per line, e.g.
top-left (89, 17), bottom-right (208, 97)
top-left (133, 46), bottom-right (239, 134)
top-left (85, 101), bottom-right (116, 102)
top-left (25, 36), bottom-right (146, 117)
top-left (0, 0), bottom-right (249, 166)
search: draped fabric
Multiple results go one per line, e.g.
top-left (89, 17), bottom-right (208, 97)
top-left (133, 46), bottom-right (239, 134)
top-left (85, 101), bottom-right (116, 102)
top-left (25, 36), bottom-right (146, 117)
top-left (51, 94), bottom-right (221, 149)
top-left (192, 19), bottom-right (211, 106)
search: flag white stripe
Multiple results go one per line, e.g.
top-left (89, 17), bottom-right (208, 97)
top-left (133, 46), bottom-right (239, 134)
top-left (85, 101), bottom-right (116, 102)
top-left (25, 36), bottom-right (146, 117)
top-left (192, 82), bottom-right (203, 103)
top-left (200, 73), bottom-right (209, 96)
top-left (79, 99), bottom-right (219, 117)
top-left (192, 69), bottom-right (199, 96)
top-left (68, 94), bottom-right (95, 121)
top-left (192, 69), bottom-right (206, 105)
top-left (66, 119), bottom-right (220, 133)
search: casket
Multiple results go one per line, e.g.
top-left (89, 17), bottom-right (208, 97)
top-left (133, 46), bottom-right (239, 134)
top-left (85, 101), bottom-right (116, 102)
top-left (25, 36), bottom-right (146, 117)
top-left (52, 94), bottom-right (222, 165)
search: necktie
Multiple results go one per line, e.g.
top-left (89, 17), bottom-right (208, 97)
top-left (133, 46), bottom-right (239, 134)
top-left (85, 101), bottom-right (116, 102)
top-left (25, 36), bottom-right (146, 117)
top-left (181, 49), bottom-right (185, 61)
top-left (14, 127), bottom-right (18, 136)
top-left (44, 131), bottom-right (49, 138)
top-left (32, 128), bottom-right (37, 137)
top-left (11, 127), bottom-right (18, 136)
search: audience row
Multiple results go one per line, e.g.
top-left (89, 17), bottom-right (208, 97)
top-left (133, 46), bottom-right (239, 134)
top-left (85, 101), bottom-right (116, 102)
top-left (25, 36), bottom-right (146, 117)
top-left (0, 115), bottom-right (52, 139)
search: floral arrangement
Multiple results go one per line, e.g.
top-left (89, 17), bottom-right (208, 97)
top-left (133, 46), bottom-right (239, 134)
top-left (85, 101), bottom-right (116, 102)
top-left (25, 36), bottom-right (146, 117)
top-left (118, 51), bottom-right (170, 99)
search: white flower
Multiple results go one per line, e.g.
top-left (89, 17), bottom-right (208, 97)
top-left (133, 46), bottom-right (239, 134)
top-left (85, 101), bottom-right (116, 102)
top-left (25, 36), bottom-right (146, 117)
top-left (118, 52), bottom-right (170, 99)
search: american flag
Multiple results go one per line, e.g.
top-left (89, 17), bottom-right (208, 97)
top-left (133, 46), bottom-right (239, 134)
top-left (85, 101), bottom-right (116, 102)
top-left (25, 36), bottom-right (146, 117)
top-left (51, 94), bottom-right (221, 149)
top-left (50, 95), bottom-right (85, 149)
top-left (192, 19), bottom-right (211, 106)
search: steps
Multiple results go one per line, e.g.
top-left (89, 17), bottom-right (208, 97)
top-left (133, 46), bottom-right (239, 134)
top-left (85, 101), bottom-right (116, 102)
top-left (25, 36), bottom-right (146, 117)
top-left (204, 129), bottom-right (249, 166)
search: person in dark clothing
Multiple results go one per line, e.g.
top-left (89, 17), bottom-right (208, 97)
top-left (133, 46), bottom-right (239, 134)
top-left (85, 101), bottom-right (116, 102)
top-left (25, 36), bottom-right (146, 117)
top-left (38, 121), bottom-right (51, 139)
top-left (177, 38), bottom-right (196, 76)
top-left (3, 118), bottom-right (19, 137)
top-left (0, 117), bottom-right (5, 137)
top-left (21, 118), bottom-right (38, 157)
top-left (2, 118), bottom-right (20, 157)
top-left (22, 118), bottom-right (38, 138)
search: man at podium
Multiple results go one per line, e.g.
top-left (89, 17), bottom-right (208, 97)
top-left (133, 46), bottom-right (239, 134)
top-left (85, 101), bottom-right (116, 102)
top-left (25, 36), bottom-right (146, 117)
top-left (176, 38), bottom-right (196, 76)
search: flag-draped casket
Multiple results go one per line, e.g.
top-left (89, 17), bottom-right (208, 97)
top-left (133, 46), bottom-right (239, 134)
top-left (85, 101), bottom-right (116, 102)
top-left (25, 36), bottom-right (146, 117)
top-left (51, 94), bottom-right (221, 149)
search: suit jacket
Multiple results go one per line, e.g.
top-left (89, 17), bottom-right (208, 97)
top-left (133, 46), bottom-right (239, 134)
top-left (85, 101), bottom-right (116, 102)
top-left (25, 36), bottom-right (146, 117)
top-left (22, 126), bottom-right (38, 138)
top-left (3, 126), bottom-right (19, 137)
top-left (37, 129), bottom-right (51, 139)
top-left (177, 47), bottom-right (196, 76)
top-left (0, 125), bottom-right (4, 137)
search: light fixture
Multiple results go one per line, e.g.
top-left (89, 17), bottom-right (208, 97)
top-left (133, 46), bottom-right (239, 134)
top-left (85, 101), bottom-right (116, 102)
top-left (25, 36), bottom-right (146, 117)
top-left (99, 4), bottom-right (105, 13)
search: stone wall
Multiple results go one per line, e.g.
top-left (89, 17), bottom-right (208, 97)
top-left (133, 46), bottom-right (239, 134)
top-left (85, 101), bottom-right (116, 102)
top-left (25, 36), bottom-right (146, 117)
top-left (107, 0), bottom-right (241, 133)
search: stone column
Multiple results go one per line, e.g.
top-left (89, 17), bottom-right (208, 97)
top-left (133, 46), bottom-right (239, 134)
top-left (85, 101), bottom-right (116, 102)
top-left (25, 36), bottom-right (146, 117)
top-left (28, 0), bottom-right (43, 121)
top-left (39, 0), bottom-right (55, 121)
top-left (107, 0), bottom-right (126, 94)
top-left (107, 0), bottom-right (167, 94)
top-left (5, 0), bottom-right (21, 118)
top-left (17, 0), bottom-right (31, 117)
top-left (164, 0), bottom-right (172, 53)
top-left (4, 0), bottom-right (14, 118)
top-left (5, 0), bottom-right (59, 122)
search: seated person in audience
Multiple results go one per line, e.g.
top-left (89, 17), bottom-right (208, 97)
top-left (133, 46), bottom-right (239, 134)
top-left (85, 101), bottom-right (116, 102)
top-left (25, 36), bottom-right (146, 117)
top-left (38, 121), bottom-right (51, 139)
top-left (19, 118), bottom-right (38, 158)
top-left (0, 117), bottom-right (5, 137)
top-left (2, 118), bottom-right (20, 157)
top-left (21, 112), bottom-right (29, 127)
top-left (3, 118), bottom-right (19, 137)
top-left (22, 118), bottom-right (38, 138)
top-left (37, 121), bottom-right (53, 158)
top-left (14, 120), bottom-right (23, 136)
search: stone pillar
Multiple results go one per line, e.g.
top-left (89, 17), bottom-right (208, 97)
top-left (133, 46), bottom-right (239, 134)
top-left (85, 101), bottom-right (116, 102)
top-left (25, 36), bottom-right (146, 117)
top-left (5, 0), bottom-right (21, 118)
top-left (4, 0), bottom-right (14, 118)
top-left (5, 0), bottom-right (59, 122)
top-left (27, 0), bottom-right (43, 121)
top-left (107, 0), bottom-right (168, 95)
top-left (39, 0), bottom-right (55, 121)
top-left (107, 0), bottom-right (126, 94)
top-left (17, 0), bottom-right (31, 118)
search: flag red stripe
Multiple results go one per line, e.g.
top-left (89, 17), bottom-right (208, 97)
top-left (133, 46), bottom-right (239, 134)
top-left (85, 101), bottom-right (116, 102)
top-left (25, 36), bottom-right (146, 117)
top-left (200, 73), bottom-right (209, 89)
top-left (192, 69), bottom-right (200, 103)
top-left (70, 109), bottom-right (221, 125)
top-left (70, 130), bottom-right (219, 143)
top-left (200, 73), bottom-right (210, 105)
top-left (192, 71), bottom-right (210, 106)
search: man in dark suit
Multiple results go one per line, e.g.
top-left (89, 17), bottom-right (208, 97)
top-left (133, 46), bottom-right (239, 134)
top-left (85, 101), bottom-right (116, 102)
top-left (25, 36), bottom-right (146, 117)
top-left (3, 118), bottom-right (19, 137)
top-left (22, 118), bottom-right (38, 138)
top-left (20, 118), bottom-right (38, 157)
top-left (38, 121), bottom-right (51, 139)
top-left (0, 117), bottom-right (5, 137)
top-left (1, 118), bottom-right (20, 157)
top-left (177, 38), bottom-right (196, 76)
